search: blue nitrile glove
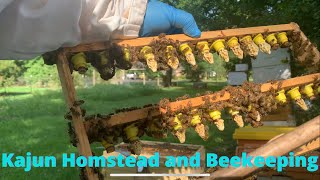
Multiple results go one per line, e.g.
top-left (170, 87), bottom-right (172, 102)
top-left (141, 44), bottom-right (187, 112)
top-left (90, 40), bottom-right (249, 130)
top-left (139, 0), bottom-right (201, 38)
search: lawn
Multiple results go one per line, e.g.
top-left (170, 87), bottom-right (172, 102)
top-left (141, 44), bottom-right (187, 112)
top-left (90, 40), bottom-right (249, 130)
top-left (0, 82), bottom-right (237, 179)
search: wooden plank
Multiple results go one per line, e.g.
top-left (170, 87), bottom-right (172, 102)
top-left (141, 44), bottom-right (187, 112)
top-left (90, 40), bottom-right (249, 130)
top-left (160, 73), bottom-right (320, 114)
top-left (114, 23), bottom-right (295, 46)
top-left (105, 106), bottom-right (159, 127)
top-left (56, 51), bottom-right (98, 180)
top-left (63, 23), bottom-right (296, 53)
top-left (204, 116), bottom-right (320, 179)
top-left (63, 42), bottom-right (109, 54)
top-left (97, 73), bottom-right (319, 127)
top-left (260, 73), bottom-right (319, 92)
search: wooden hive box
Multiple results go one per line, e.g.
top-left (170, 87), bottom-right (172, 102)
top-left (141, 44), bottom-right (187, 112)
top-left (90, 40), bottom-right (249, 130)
top-left (233, 126), bottom-right (295, 155)
top-left (261, 105), bottom-right (296, 127)
top-left (101, 141), bottom-right (206, 180)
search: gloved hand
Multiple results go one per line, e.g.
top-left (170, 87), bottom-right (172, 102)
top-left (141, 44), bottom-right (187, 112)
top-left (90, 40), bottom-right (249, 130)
top-left (139, 0), bottom-right (201, 38)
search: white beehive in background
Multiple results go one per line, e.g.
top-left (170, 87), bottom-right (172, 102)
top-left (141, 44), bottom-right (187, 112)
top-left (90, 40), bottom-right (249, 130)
top-left (235, 64), bottom-right (249, 72)
top-left (227, 64), bottom-right (249, 85)
top-left (227, 72), bottom-right (247, 85)
top-left (251, 48), bottom-right (291, 83)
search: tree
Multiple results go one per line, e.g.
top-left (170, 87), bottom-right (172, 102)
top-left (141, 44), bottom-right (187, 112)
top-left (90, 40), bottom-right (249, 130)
top-left (162, 0), bottom-right (320, 46)
top-left (183, 61), bottom-right (208, 82)
top-left (183, 54), bottom-right (227, 82)
top-left (0, 60), bottom-right (21, 86)
top-left (23, 57), bottom-right (59, 87)
top-left (162, 69), bottom-right (173, 87)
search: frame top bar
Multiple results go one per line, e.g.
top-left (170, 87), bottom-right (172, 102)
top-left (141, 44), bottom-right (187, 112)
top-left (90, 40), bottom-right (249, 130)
top-left (63, 23), bottom-right (297, 53)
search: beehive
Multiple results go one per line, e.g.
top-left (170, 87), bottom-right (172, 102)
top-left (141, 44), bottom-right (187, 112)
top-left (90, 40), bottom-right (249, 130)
top-left (233, 126), bottom-right (295, 155)
top-left (101, 141), bottom-right (205, 180)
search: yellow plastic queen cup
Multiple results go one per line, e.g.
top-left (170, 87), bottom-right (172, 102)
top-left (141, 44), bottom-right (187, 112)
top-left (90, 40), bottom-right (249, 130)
top-left (179, 43), bottom-right (196, 65)
top-left (210, 39), bottom-right (226, 52)
top-left (302, 84), bottom-right (315, 99)
top-left (266, 33), bottom-right (278, 46)
top-left (71, 52), bottom-right (88, 74)
top-left (276, 89), bottom-right (287, 103)
top-left (253, 34), bottom-right (266, 45)
top-left (196, 41), bottom-right (214, 64)
top-left (287, 87), bottom-right (301, 100)
top-left (123, 48), bottom-right (130, 62)
top-left (209, 110), bottom-right (221, 120)
top-left (191, 114), bottom-right (201, 126)
top-left (124, 124), bottom-right (139, 141)
top-left (227, 37), bottom-right (239, 48)
top-left (277, 32), bottom-right (289, 47)
top-left (173, 113), bottom-right (183, 131)
top-left (140, 46), bottom-right (157, 72)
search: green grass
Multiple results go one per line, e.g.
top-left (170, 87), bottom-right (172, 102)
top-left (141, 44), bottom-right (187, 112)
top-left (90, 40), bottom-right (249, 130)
top-left (0, 83), bottom-right (237, 179)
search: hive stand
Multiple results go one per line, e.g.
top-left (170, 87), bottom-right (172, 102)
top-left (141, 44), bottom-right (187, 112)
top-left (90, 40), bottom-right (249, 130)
top-left (56, 22), bottom-right (319, 179)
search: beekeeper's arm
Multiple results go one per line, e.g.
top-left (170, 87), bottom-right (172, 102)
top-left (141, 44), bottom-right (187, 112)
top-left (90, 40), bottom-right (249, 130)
top-left (0, 0), bottom-right (201, 60)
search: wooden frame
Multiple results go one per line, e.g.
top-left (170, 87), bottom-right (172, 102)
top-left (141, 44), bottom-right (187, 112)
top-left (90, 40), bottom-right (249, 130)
top-left (160, 73), bottom-right (320, 114)
top-left (63, 23), bottom-right (296, 53)
top-left (56, 22), bottom-right (319, 179)
top-left (92, 73), bottom-right (319, 127)
top-left (56, 52), bottom-right (98, 180)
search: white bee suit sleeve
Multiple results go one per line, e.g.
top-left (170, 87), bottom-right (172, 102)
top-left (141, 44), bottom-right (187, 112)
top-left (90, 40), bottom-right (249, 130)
top-left (0, 0), bottom-right (148, 60)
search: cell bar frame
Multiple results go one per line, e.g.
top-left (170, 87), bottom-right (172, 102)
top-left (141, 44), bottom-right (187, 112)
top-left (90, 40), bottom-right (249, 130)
top-left (56, 22), bottom-right (318, 179)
